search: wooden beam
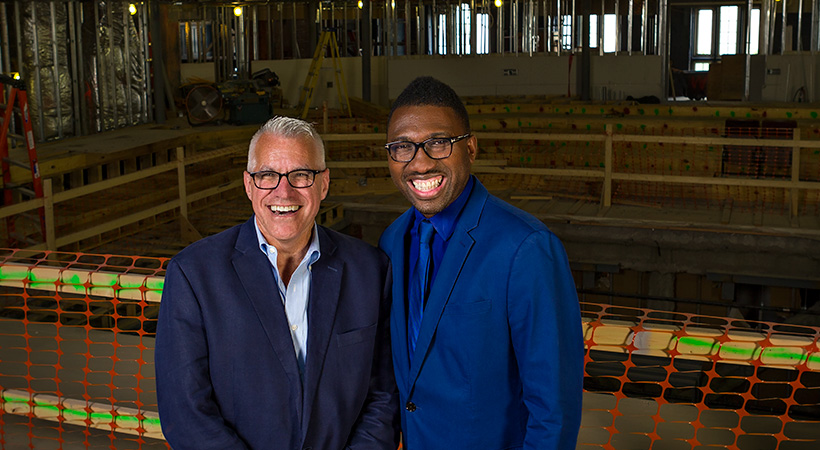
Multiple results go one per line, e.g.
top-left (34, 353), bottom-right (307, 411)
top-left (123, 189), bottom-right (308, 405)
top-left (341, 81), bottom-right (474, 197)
top-left (721, 198), bottom-right (733, 225)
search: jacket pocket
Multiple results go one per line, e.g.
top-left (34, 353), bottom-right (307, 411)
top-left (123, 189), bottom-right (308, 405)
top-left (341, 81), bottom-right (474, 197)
top-left (335, 322), bottom-right (377, 347)
top-left (443, 298), bottom-right (492, 315)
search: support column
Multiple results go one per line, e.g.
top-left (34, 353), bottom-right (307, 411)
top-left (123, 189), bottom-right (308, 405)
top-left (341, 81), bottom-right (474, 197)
top-left (150, 1), bottom-right (166, 123)
top-left (362, 0), bottom-right (372, 102)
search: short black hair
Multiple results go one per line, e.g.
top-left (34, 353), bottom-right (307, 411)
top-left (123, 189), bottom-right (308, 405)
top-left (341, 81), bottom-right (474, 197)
top-left (388, 76), bottom-right (471, 133)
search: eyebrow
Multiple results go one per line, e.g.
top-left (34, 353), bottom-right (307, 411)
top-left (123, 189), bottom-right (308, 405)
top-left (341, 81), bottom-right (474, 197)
top-left (389, 132), bottom-right (451, 142)
top-left (254, 167), bottom-right (314, 173)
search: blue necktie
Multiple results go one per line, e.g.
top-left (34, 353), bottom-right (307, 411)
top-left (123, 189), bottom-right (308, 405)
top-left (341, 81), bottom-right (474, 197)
top-left (408, 220), bottom-right (435, 358)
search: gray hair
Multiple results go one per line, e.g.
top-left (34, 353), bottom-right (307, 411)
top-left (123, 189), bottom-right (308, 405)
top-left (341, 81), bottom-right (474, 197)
top-left (247, 116), bottom-right (326, 171)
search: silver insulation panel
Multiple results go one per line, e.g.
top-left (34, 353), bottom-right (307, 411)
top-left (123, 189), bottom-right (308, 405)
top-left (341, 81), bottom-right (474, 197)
top-left (87, 1), bottom-right (147, 131)
top-left (22, 1), bottom-right (72, 140)
top-left (21, 1), bottom-right (147, 140)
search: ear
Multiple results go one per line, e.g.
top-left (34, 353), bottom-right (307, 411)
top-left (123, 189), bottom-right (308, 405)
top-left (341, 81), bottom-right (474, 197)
top-left (243, 171), bottom-right (254, 200)
top-left (466, 135), bottom-right (478, 163)
top-left (320, 169), bottom-right (330, 201)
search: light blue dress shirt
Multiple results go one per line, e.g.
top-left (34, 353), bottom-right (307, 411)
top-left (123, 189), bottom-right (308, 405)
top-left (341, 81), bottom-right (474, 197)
top-left (254, 220), bottom-right (321, 377)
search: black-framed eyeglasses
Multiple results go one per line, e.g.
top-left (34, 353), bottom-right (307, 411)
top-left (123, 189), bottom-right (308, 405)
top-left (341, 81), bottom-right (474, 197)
top-left (247, 169), bottom-right (326, 190)
top-left (384, 133), bottom-right (471, 163)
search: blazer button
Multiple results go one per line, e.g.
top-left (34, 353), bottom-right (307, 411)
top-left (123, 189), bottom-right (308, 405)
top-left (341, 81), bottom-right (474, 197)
top-left (405, 401), bottom-right (416, 412)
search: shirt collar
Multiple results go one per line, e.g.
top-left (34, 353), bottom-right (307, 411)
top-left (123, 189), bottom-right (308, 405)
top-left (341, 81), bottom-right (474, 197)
top-left (254, 218), bottom-right (322, 268)
top-left (413, 175), bottom-right (475, 241)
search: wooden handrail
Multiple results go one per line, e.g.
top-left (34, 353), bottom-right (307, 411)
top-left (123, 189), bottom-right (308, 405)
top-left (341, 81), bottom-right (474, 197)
top-left (2, 127), bottom-right (818, 250)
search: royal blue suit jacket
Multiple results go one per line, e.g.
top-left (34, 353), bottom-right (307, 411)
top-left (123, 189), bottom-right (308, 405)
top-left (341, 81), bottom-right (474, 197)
top-left (379, 178), bottom-right (583, 450)
top-left (156, 217), bottom-right (399, 450)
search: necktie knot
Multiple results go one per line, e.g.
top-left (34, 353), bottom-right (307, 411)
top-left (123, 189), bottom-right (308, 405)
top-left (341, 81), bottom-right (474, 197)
top-left (419, 220), bottom-right (435, 246)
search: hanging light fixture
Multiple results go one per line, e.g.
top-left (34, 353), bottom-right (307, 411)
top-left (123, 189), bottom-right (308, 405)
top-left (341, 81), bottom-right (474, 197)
top-left (358, 0), bottom-right (363, 9)
top-left (129, 4), bottom-right (137, 15)
top-left (494, 0), bottom-right (503, 7)
top-left (234, 6), bottom-right (243, 17)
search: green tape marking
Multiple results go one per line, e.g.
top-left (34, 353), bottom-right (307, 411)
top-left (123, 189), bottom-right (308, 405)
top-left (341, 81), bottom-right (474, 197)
top-left (0, 266), bottom-right (29, 281)
top-left (677, 336), bottom-right (716, 353)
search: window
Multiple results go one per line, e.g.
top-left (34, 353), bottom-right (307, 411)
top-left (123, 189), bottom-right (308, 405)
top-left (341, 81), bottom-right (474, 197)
top-left (603, 14), bottom-right (616, 53)
top-left (696, 9), bottom-right (713, 55)
top-left (590, 14), bottom-right (598, 49)
top-left (719, 6), bottom-right (738, 55)
top-left (438, 13), bottom-right (448, 54)
top-left (437, 3), bottom-right (480, 55)
top-left (749, 8), bottom-right (760, 54)
top-left (561, 15), bottom-right (573, 50)
top-left (477, 12), bottom-right (489, 54)
top-left (691, 6), bottom-right (754, 70)
top-left (456, 3), bottom-right (471, 54)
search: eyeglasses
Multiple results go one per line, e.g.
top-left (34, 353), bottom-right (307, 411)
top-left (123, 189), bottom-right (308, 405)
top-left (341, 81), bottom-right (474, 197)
top-left (384, 133), bottom-right (471, 163)
top-left (247, 169), bottom-right (326, 190)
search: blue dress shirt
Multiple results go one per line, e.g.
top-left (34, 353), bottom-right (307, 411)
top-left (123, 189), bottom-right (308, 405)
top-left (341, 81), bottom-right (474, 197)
top-left (408, 176), bottom-right (475, 301)
top-left (254, 220), bottom-right (321, 377)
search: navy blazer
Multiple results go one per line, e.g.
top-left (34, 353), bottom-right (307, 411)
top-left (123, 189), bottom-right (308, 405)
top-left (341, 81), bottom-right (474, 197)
top-left (379, 178), bottom-right (583, 450)
top-left (156, 217), bottom-right (399, 450)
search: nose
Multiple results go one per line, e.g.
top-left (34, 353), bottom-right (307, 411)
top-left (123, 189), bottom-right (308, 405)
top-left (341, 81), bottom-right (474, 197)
top-left (407, 145), bottom-right (437, 172)
top-left (271, 176), bottom-right (297, 194)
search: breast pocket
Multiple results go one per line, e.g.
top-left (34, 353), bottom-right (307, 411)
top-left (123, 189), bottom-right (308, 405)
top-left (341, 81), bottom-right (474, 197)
top-left (335, 323), bottom-right (377, 347)
top-left (443, 298), bottom-right (492, 315)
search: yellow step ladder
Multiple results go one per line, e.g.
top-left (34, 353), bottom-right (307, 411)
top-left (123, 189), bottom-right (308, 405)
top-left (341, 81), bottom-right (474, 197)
top-left (297, 30), bottom-right (351, 119)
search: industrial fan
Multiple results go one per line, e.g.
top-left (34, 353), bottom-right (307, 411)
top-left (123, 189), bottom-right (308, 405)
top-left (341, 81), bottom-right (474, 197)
top-left (185, 84), bottom-right (223, 125)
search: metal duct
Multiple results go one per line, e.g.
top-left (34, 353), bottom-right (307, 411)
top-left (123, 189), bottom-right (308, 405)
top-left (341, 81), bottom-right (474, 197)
top-left (22, 1), bottom-right (72, 141)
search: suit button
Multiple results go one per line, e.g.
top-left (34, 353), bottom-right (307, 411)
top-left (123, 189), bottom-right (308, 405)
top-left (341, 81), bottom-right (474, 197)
top-left (406, 401), bottom-right (416, 412)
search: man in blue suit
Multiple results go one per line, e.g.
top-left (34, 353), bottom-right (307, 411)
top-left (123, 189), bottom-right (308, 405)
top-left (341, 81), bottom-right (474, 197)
top-left (379, 77), bottom-right (583, 449)
top-left (156, 116), bottom-right (399, 449)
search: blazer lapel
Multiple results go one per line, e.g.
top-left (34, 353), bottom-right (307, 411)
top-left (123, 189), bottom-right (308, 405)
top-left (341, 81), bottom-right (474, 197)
top-left (388, 211), bottom-right (414, 391)
top-left (301, 226), bottom-right (342, 440)
top-left (408, 179), bottom-right (487, 389)
top-left (232, 218), bottom-right (304, 416)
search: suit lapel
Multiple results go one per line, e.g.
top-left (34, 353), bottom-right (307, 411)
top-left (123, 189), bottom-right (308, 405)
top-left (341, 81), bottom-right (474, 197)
top-left (408, 179), bottom-right (487, 389)
top-left (388, 211), bottom-right (414, 391)
top-left (232, 217), bottom-right (304, 417)
top-left (301, 226), bottom-right (342, 440)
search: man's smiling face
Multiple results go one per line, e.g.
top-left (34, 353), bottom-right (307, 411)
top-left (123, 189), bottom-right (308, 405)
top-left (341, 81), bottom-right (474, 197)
top-left (244, 133), bottom-right (329, 252)
top-left (387, 105), bottom-right (476, 218)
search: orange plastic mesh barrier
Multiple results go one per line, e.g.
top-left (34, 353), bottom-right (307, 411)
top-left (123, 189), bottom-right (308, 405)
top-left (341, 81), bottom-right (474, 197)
top-left (0, 249), bottom-right (168, 449)
top-left (580, 303), bottom-right (820, 449)
top-left (2, 249), bottom-right (820, 448)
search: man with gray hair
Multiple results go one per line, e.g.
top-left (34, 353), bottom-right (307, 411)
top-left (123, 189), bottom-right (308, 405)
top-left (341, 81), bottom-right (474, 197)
top-left (156, 116), bottom-right (399, 449)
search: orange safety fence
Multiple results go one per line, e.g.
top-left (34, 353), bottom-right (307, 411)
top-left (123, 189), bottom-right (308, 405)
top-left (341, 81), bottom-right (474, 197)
top-left (1, 249), bottom-right (819, 448)
top-left (0, 249), bottom-right (167, 449)
top-left (580, 303), bottom-right (820, 449)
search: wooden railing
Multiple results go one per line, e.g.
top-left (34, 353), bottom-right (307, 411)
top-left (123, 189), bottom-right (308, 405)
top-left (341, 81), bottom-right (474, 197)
top-left (2, 127), bottom-right (819, 251)
top-left (0, 145), bottom-right (245, 251)
top-left (322, 127), bottom-right (820, 218)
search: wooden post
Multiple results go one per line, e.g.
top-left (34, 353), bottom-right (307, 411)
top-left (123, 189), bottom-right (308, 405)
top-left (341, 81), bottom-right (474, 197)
top-left (323, 100), bottom-right (328, 134)
top-left (791, 133), bottom-right (801, 219)
top-left (43, 178), bottom-right (56, 251)
top-left (176, 146), bottom-right (203, 243)
top-left (176, 146), bottom-right (188, 221)
top-left (603, 123), bottom-right (613, 208)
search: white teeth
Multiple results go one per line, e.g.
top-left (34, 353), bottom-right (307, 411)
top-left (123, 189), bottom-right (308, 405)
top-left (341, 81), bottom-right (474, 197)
top-left (412, 177), bottom-right (442, 192)
top-left (270, 205), bottom-right (300, 213)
